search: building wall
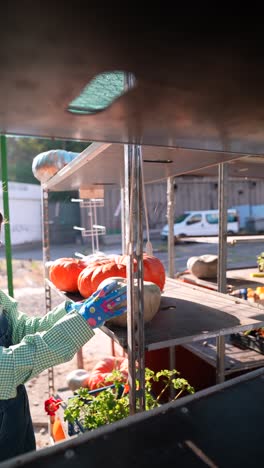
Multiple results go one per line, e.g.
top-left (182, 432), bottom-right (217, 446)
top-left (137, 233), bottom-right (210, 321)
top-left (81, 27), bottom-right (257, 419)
top-left (80, 177), bottom-right (264, 235)
top-left (0, 182), bottom-right (42, 245)
top-left (2, 178), bottom-right (264, 246)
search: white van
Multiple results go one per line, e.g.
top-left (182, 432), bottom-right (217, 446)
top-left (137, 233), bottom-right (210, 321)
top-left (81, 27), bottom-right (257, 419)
top-left (160, 209), bottom-right (240, 241)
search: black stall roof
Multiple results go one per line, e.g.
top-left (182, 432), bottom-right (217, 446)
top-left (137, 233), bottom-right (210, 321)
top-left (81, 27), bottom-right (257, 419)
top-left (1, 7), bottom-right (264, 158)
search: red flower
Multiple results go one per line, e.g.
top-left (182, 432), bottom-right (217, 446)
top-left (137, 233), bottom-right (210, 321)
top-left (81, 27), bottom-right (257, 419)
top-left (44, 396), bottom-right (62, 416)
top-left (123, 383), bottom-right (130, 394)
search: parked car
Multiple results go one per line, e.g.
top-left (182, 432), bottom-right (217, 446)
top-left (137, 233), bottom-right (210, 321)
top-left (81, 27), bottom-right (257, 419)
top-left (160, 209), bottom-right (240, 241)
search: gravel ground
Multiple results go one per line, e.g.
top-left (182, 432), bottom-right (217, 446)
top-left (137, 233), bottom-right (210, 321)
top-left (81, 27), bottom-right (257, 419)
top-left (0, 261), bottom-right (115, 451)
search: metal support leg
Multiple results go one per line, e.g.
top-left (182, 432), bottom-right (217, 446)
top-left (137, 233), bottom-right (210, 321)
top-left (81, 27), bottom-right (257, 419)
top-left (120, 185), bottom-right (126, 254)
top-left (216, 335), bottom-right (225, 384)
top-left (124, 143), bottom-right (145, 414)
top-left (169, 346), bottom-right (176, 399)
top-left (135, 145), bottom-right (145, 410)
top-left (167, 177), bottom-right (175, 278)
top-left (167, 177), bottom-right (176, 397)
top-left (41, 188), bottom-right (54, 395)
top-left (77, 350), bottom-right (84, 369)
top-left (123, 71), bottom-right (145, 414)
top-left (216, 163), bottom-right (228, 383)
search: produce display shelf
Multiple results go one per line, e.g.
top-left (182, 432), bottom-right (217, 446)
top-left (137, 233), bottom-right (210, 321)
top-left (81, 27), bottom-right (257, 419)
top-left (184, 336), bottom-right (264, 376)
top-left (46, 277), bottom-right (264, 352)
top-left (178, 267), bottom-right (264, 292)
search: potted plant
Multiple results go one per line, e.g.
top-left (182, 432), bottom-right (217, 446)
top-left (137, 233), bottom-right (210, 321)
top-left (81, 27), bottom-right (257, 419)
top-left (63, 367), bottom-right (194, 435)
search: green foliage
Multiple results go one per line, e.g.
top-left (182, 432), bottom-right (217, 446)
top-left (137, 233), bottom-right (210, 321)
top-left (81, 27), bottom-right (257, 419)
top-left (1, 136), bottom-right (90, 184)
top-left (64, 368), bottom-right (195, 432)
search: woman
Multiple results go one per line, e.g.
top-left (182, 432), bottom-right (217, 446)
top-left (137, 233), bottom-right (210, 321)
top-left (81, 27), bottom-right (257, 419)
top-left (0, 212), bottom-right (127, 462)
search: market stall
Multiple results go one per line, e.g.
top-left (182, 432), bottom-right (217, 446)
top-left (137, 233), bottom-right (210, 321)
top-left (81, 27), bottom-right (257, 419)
top-left (4, 367), bottom-right (264, 468)
top-left (2, 10), bottom-right (264, 465)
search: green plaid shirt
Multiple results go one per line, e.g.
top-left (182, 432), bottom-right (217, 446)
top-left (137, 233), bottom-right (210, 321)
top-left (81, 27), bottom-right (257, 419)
top-left (0, 290), bottom-right (94, 399)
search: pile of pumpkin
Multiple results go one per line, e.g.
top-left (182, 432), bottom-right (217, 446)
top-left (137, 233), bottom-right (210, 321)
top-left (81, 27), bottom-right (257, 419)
top-left (49, 253), bottom-right (166, 327)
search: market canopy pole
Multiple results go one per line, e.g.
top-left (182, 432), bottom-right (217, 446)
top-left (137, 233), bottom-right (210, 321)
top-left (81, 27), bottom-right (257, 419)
top-left (216, 161), bottom-right (228, 384)
top-left (0, 135), bottom-right (14, 297)
top-left (124, 72), bottom-right (145, 414)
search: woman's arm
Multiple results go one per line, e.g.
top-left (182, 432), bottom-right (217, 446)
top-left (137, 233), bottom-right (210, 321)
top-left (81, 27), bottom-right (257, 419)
top-left (0, 310), bottom-right (94, 399)
top-left (0, 290), bottom-right (71, 344)
top-left (0, 281), bottom-right (126, 399)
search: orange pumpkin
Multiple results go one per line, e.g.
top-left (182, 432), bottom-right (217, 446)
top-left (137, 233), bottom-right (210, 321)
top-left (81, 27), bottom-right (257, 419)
top-left (116, 253), bottom-right (166, 291)
top-left (114, 254), bottom-right (137, 268)
top-left (77, 259), bottom-right (127, 298)
top-left (142, 254), bottom-right (166, 291)
top-left (49, 257), bottom-right (89, 293)
top-left (78, 254), bottom-right (166, 298)
top-left (87, 357), bottom-right (129, 390)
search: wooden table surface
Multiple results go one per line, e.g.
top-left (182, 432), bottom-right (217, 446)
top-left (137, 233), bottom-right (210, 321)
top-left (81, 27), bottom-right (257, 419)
top-left (102, 277), bottom-right (264, 351)
top-left (178, 267), bottom-right (264, 291)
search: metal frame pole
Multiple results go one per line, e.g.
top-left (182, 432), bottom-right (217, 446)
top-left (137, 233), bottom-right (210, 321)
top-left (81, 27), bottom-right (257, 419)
top-left (120, 185), bottom-right (126, 254)
top-left (167, 176), bottom-right (176, 396)
top-left (124, 71), bottom-right (145, 414)
top-left (167, 176), bottom-right (175, 278)
top-left (124, 143), bottom-right (137, 413)
top-left (93, 201), bottom-right (99, 252)
top-left (0, 135), bottom-right (14, 297)
top-left (124, 142), bottom-right (145, 414)
top-left (41, 188), bottom-right (54, 394)
top-left (216, 162), bottom-right (228, 383)
top-left (134, 145), bottom-right (145, 410)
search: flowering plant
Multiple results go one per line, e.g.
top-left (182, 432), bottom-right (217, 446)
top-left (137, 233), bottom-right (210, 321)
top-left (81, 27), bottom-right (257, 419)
top-left (44, 396), bottom-right (62, 417)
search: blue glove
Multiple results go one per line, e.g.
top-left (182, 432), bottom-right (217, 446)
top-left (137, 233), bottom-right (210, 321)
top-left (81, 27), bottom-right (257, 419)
top-left (65, 280), bottom-right (127, 328)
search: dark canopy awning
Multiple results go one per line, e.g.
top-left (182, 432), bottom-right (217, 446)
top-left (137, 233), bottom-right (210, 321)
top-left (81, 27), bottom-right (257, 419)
top-left (1, 6), bottom-right (264, 156)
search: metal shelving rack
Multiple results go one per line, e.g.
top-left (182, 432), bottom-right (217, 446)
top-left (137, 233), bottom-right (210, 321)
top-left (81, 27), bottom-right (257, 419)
top-left (41, 188), bottom-right (55, 394)
top-left (3, 18), bottom-right (264, 465)
top-left (43, 141), bottom-right (147, 413)
top-left (71, 197), bottom-right (106, 253)
top-left (42, 142), bottom-right (264, 404)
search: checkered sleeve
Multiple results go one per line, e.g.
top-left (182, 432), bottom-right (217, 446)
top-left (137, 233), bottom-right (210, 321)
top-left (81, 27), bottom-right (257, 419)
top-left (0, 290), bottom-right (71, 345)
top-left (0, 291), bottom-right (94, 399)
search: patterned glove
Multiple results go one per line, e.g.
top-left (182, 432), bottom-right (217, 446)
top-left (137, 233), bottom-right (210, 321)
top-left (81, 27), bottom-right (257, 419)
top-left (65, 280), bottom-right (127, 328)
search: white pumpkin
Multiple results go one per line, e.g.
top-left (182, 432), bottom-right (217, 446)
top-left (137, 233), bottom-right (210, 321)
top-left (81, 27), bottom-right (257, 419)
top-left (66, 369), bottom-right (90, 391)
top-left (97, 276), bottom-right (161, 327)
top-left (81, 252), bottom-right (114, 263)
top-left (187, 254), bottom-right (218, 279)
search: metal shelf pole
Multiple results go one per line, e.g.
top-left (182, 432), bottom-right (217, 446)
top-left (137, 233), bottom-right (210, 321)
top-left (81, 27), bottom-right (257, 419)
top-left (167, 176), bottom-right (176, 396)
top-left (167, 176), bottom-right (175, 278)
top-left (41, 188), bottom-right (54, 395)
top-left (121, 185), bottom-right (126, 254)
top-left (123, 70), bottom-right (145, 414)
top-left (216, 162), bottom-right (228, 383)
top-left (124, 141), bottom-right (145, 414)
